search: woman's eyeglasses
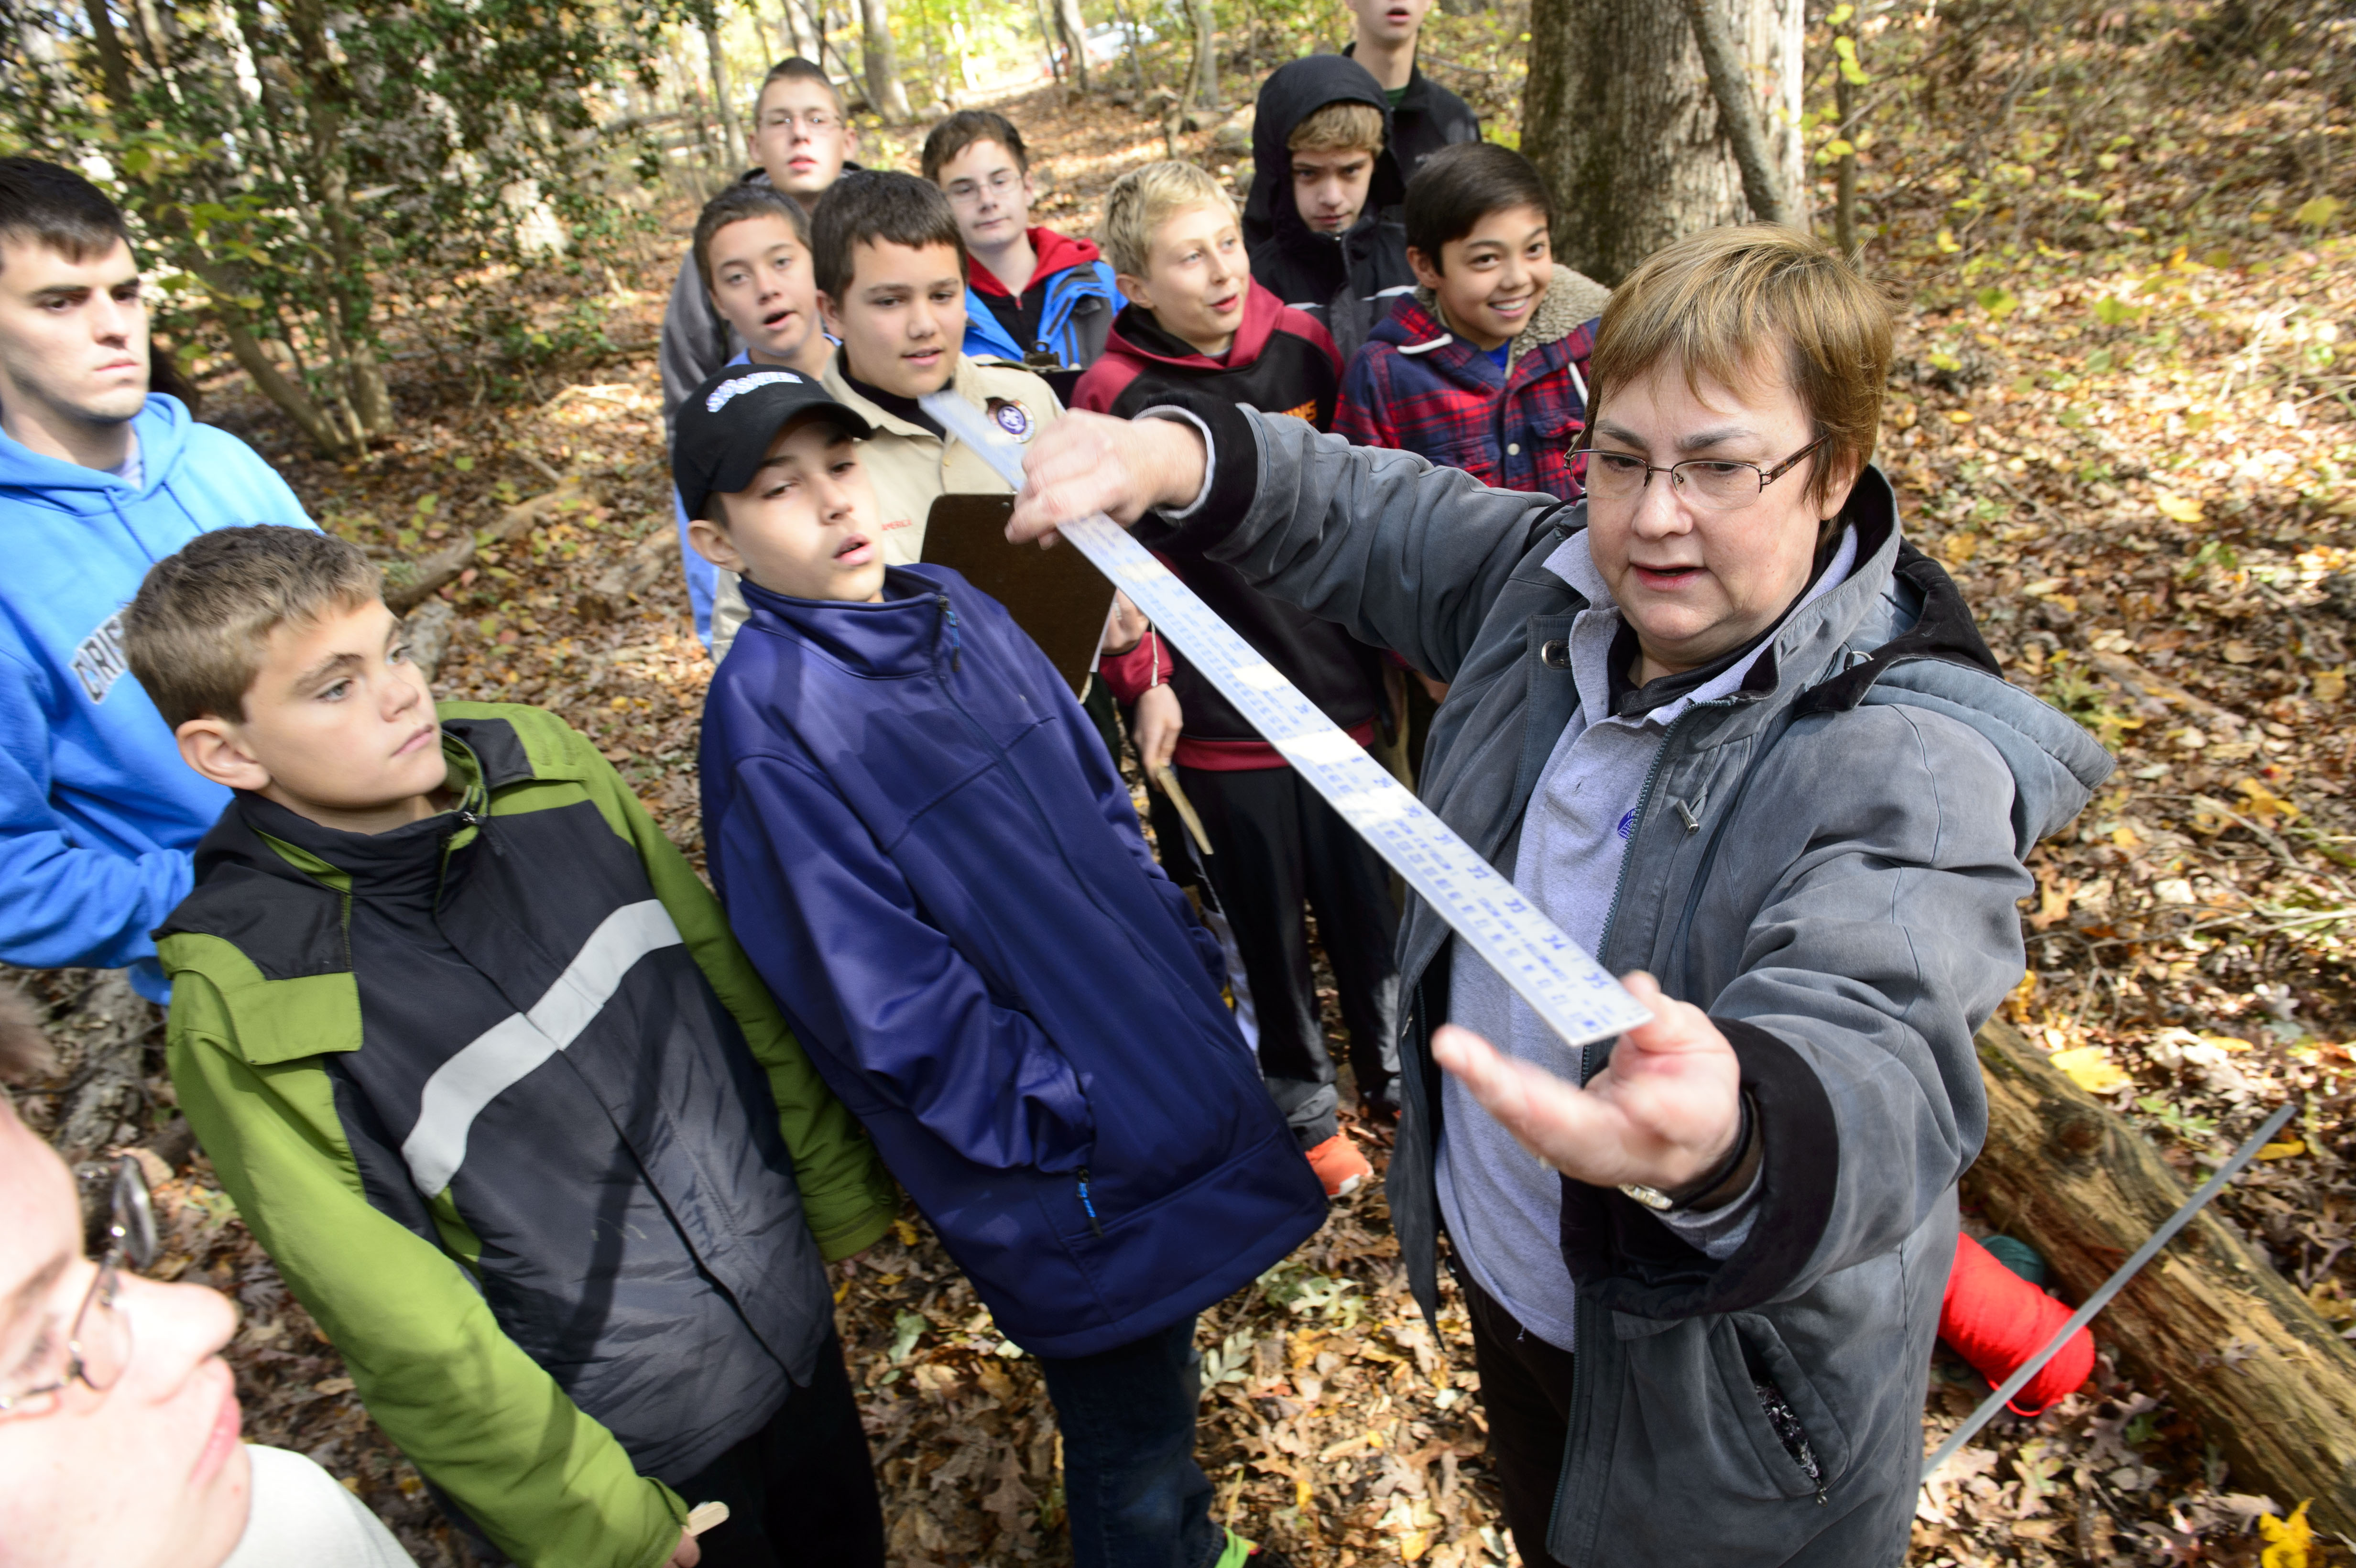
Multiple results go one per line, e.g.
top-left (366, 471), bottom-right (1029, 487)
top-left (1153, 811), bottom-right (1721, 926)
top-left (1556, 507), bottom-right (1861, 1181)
top-left (0, 1155), bottom-right (158, 1421)
top-left (1569, 434), bottom-right (1828, 513)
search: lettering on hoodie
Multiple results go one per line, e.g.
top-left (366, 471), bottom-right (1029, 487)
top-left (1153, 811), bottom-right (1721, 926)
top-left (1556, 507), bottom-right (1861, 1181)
top-left (71, 610), bottom-right (131, 703)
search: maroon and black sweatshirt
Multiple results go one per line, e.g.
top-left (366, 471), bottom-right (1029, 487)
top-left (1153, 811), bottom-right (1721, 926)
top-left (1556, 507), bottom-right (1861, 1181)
top-left (1077, 284), bottom-right (1386, 771)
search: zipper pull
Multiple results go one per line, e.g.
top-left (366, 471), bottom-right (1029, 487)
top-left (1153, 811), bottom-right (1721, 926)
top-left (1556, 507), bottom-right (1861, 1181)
top-left (452, 807), bottom-right (504, 855)
top-left (1076, 1167), bottom-right (1105, 1238)
top-left (936, 593), bottom-right (963, 673)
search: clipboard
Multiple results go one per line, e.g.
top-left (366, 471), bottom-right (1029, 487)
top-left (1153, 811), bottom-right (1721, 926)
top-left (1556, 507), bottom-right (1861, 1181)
top-left (920, 493), bottom-right (1116, 696)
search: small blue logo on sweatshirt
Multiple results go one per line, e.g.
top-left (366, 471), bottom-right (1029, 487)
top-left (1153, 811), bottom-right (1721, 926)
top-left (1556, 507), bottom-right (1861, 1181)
top-left (1615, 807), bottom-right (1637, 841)
top-left (71, 611), bottom-right (131, 704)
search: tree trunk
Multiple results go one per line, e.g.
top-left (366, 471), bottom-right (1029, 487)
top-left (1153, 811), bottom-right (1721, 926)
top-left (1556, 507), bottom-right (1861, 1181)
top-left (702, 9), bottom-right (744, 157)
top-left (780, 0), bottom-right (820, 64)
top-left (1967, 1018), bottom-right (2356, 1534)
top-left (1029, 0), bottom-right (1062, 83)
top-left (1832, 66), bottom-right (1857, 257)
top-left (1055, 0), bottom-right (1089, 90)
top-left (1523, 0), bottom-right (1781, 285)
top-left (1186, 0), bottom-right (1219, 109)
top-left (857, 0), bottom-right (911, 121)
top-left (1676, 0), bottom-right (1787, 225)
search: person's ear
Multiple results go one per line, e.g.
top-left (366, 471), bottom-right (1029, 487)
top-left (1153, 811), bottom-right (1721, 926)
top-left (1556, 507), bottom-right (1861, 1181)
top-left (1406, 245), bottom-right (1442, 292)
top-left (1019, 170), bottom-right (1038, 210)
top-left (687, 514), bottom-right (748, 574)
top-left (1818, 445), bottom-right (1863, 522)
top-left (176, 716), bottom-right (272, 793)
top-left (817, 290), bottom-right (845, 338)
top-left (1115, 272), bottom-right (1155, 313)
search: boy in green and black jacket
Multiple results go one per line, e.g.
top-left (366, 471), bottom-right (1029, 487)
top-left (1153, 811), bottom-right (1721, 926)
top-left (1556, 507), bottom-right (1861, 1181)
top-left (123, 525), bottom-right (896, 1568)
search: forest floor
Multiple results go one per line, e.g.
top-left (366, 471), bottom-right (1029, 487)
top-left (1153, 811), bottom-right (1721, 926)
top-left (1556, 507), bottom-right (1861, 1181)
top-left (11, 14), bottom-right (2356, 1566)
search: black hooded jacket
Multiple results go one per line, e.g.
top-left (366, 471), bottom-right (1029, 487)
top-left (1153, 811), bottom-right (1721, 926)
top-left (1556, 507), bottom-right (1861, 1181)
top-left (1342, 44), bottom-right (1482, 178)
top-left (1244, 55), bottom-right (1415, 368)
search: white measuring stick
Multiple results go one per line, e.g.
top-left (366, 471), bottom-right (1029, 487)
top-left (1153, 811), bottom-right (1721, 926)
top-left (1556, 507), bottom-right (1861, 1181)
top-left (921, 392), bottom-right (1651, 1053)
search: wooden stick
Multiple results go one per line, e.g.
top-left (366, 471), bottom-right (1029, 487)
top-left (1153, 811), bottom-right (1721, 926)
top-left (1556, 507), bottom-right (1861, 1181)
top-left (685, 1501), bottom-right (731, 1536)
top-left (1152, 765), bottom-right (1214, 857)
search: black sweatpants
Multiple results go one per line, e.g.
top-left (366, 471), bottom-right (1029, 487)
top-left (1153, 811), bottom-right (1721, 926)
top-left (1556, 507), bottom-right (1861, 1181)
top-left (667, 1334), bottom-right (885, 1568)
top-left (1461, 1269), bottom-right (1577, 1568)
top-left (1173, 762), bottom-right (1399, 1148)
top-left (442, 1335), bottom-right (883, 1567)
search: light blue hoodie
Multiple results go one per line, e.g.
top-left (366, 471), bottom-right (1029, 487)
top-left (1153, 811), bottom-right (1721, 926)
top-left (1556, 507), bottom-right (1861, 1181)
top-left (0, 393), bottom-right (312, 999)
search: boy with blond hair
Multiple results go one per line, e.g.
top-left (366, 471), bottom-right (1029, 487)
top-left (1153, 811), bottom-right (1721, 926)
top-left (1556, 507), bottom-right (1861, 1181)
top-left (677, 364), bottom-right (1320, 1568)
top-left (1243, 56), bottom-right (1413, 364)
top-left (1074, 161), bottom-right (1398, 1198)
top-left (123, 525), bottom-right (896, 1568)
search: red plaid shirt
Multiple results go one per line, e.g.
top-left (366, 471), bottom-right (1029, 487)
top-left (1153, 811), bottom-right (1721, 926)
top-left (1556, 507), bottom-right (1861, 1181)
top-left (1334, 292), bottom-right (1597, 498)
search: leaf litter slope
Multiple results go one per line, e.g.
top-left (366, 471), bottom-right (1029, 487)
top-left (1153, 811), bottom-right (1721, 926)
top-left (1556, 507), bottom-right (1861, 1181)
top-left (15, 15), bottom-right (2356, 1560)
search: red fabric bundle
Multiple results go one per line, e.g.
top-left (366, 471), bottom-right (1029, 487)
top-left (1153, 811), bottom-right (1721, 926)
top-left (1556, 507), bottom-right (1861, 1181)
top-left (1939, 1234), bottom-right (2096, 1416)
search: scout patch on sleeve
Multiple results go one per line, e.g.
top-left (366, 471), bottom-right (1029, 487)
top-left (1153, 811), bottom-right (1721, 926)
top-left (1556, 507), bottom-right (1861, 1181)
top-left (985, 397), bottom-right (1035, 441)
top-left (71, 610), bottom-right (131, 703)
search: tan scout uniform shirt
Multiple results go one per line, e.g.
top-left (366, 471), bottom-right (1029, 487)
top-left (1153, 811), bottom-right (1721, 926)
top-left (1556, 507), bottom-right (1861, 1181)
top-left (709, 351), bottom-right (1061, 659)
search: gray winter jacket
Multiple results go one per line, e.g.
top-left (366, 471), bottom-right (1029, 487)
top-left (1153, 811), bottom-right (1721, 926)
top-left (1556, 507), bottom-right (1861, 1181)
top-left (1139, 405), bottom-right (2112, 1567)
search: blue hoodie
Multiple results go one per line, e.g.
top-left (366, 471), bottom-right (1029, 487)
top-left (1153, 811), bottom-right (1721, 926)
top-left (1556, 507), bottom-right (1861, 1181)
top-left (701, 565), bottom-right (1325, 1358)
top-left (0, 394), bottom-right (312, 998)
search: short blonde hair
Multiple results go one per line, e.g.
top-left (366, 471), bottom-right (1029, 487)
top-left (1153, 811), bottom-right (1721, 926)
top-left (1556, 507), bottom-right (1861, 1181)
top-left (1288, 100), bottom-right (1384, 156)
top-left (1100, 161), bottom-right (1237, 279)
top-left (1590, 224), bottom-right (1892, 514)
top-left (123, 525), bottom-right (382, 729)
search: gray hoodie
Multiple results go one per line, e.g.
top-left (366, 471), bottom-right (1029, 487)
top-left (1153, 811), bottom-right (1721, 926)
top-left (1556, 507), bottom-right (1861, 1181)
top-left (1138, 405), bottom-right (2111, 1567)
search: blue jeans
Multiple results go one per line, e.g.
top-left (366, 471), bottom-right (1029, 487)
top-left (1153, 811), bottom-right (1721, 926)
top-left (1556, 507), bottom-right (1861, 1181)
top-left (1037, 1315), bottom-right (1222, 1568)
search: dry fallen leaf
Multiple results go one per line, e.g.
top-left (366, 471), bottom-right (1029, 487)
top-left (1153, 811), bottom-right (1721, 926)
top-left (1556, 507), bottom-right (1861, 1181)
top-left (2155, 491), bottom-right (2205, 523)
top-left (2050, 1046), bottom-right (2134, 1094)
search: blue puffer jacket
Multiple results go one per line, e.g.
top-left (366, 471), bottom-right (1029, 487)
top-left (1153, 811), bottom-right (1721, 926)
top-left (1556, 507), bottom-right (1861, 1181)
top-left (701, 566), bottom-right (1325, 1357)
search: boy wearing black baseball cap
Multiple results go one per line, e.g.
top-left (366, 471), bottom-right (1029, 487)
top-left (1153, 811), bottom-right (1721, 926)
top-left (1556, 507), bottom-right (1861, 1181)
top-left (680, 365), bottom-right (1324, 1568)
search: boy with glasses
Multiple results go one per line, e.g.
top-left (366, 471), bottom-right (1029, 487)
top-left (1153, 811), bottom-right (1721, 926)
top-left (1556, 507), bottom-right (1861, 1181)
top-left (0, 998), bottom-right (417, 1567)
top-left (921, 109), bottom-right (1121, 403)
top-left (660, 58), bottom-right (860, 647)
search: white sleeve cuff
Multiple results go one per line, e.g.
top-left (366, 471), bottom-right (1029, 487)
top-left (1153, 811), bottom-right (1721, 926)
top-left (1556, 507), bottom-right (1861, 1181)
top-left (1135, 405), bottom-right (1217, 523)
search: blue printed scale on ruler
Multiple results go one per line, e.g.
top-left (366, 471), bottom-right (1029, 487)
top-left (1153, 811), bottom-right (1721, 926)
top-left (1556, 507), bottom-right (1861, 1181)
top-left (920, 390), bottom-right (1653, 1054)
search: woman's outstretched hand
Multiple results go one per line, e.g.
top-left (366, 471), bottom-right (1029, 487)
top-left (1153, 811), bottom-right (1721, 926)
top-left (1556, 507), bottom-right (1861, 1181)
top-left (1431, 972), bottom-right (1744, 1194)
top-left (1006, 411), bottom-right (1209, 546)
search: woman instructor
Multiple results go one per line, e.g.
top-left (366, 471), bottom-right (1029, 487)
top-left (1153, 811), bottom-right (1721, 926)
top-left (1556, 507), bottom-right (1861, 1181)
top-left (1008, 226), bottom-right (2111, 1567)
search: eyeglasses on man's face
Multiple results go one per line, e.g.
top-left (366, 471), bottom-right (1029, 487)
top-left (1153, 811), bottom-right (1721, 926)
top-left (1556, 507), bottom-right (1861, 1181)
top-left (1569, 434), bottom-right (1829, 514)
top-left (945, 169), bottom-right (1023, 206)
top-left (0, 1156), bottom-right (159, 1422)
top-left (760, 108), bottom-right (839, 135)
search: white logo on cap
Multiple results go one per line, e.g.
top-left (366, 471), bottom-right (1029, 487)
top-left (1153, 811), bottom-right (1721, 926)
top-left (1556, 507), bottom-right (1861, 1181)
top-left (705, 370), bottom-right (803, 412)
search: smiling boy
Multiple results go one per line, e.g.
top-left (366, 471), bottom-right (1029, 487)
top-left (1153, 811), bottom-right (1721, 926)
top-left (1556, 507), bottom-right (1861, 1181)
top-left (1243, 56), bottom-right (1413, 365)
top-left (125, 525), bottom-right (896, 1568)
top-left (1336, 143), bottom-right (1610, 499)
top-left (1073, 162), bottom-right (1398, 1195)
top-left (807, 170), bottom-right (1062, 561)
top-left (678, 363), bottom-right (1320, 1568)
top-left (922, 110), bottom-right (1120, 396)
top-left (0, 157), bottom-right (314, 1003)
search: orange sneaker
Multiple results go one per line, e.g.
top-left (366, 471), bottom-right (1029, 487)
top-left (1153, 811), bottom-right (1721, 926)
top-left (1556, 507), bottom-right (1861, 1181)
top-left (1305, 1132), bottom-right (1372, 1199)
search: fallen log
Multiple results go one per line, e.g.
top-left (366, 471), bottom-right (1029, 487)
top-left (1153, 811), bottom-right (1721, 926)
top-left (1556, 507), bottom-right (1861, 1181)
top-left (382, 477), bottom-right (587, 615)
top-left (1964, 1017), bottom-right (2356, 1531)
